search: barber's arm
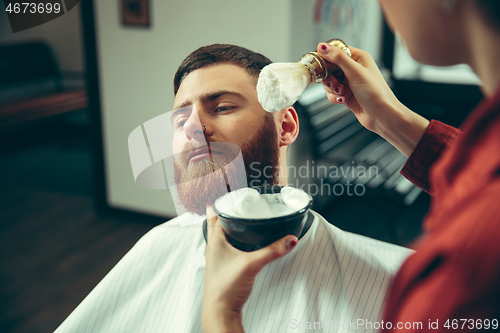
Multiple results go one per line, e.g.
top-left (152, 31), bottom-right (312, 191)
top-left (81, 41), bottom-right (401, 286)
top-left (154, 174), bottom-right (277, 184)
top-left (202, 207), bottom-right (298, 333)
top-left (316, 43), bottom-right (464, 194)
top-left (316, 43), bottom-right (430, 158)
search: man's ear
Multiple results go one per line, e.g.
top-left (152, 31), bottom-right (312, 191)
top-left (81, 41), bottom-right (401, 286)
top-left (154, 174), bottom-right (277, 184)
top-left (277, 107), bottom-right (299, 148)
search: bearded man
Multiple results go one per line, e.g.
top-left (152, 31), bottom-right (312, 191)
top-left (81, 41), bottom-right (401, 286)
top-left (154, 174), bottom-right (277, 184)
top-left (171, 45), bottom-right (285, 216)
top-left (55, 44), bottom-right (412, 333)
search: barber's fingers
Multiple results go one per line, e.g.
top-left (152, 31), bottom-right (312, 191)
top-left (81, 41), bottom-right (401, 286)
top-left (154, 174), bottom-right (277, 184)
top-left (247, 235), bottom-right (298, 273)
top-left (316, 44), bottom-right (374, 82)
top-left (205, 205), bottom-right (228, 248)
top-left (206, 214), bottom-right (227, 245)
top-left (322, 76), bottom-right (345, 96)
top-left (322, 75), bottom-right (342, 93)
top-left (326, 89), bottom-right (354, 106)
top-left (323, 77), bottom-right (354, 106)
top-left (205, 205), bottom-right (298, 273)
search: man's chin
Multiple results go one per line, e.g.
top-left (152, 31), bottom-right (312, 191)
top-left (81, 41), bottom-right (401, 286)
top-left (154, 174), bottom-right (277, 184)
top-left (181, 159), bottom-right (215, 181)
top-left (176, 181), bottom-right (229, 216)
top-left (175, 160), bottom-right (241, 216)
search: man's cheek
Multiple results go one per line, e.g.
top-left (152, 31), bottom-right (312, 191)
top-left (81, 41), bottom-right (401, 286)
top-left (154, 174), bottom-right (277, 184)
top-left (172, 139), bottom-right (189, 158)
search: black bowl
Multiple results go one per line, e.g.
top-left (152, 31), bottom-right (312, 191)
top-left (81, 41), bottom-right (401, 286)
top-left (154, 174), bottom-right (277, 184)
top-left (213, 185), bottom-right (312, 252)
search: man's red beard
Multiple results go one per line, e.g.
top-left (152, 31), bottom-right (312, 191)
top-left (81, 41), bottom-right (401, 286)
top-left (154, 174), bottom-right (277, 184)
top-left (174, 115), bottom-right (280, 216)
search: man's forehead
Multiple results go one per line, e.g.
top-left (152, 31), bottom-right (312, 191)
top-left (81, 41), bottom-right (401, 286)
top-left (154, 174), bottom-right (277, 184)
top-left (173, 63), bottom-right (257, 109)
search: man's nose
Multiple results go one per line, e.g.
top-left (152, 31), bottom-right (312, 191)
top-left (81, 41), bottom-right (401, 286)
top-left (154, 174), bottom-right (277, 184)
top-left (183, 108), bottom-right (206, 141)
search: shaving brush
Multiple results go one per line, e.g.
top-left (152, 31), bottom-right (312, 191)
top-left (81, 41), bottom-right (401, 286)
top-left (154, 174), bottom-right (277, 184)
top-left (257, 38), bottom-right (352, 113)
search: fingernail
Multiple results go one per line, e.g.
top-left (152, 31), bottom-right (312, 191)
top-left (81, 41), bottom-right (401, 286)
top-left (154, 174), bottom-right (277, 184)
top-left (334, 85), bottom-right (343, 95)
top-left (285, 238), bottom-right (298, 251)
top-left (336, 96), bottom-right (345, 104)
top-left (319, 43), bottom-right (330, 54)
top-left (326, 81), bottom-right (333, 90)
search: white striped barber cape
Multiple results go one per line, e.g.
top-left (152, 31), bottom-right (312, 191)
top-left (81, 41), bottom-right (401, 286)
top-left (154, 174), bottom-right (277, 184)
top-left (54, 210), bottom-right (413, 333)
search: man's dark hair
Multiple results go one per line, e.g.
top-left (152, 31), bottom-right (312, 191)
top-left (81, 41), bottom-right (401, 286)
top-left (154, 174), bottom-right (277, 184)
top-left (478, 0), bottom-right (500, 28)
top-left (173, 44), bottom-right (272, 95)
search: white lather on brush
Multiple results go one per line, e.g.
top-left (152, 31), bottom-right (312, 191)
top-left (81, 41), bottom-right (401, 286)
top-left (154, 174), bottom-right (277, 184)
top-left (257, 38), bottom-right (352, 113)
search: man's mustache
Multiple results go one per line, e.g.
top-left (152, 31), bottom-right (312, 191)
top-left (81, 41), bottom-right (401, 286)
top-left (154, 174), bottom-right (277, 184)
top-left (179, 141), bottom-right (241, 164)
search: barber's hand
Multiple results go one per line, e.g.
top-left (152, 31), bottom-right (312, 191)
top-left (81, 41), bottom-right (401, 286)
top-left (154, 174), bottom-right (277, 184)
top-left (202, 206), bottom-right (298, 333)
top-left (316, 43), bottom-right (429, 157)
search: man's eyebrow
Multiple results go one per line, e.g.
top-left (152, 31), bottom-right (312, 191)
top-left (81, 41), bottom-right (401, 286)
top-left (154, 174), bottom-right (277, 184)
top-left (173, 90), bottom-right (248, 110)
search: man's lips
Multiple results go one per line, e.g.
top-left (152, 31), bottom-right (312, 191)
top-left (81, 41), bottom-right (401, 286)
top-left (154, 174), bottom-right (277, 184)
top-left (187, 146), bottom-right (222, 164)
